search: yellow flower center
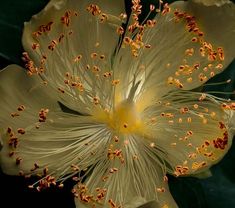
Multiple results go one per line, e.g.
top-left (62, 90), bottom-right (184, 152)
top-left (92, 100), bottom-right (145, 134)
top-left (110, 101), bottom-right (142, 133)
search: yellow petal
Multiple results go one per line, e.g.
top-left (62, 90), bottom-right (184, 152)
top-left (115, 0), bottom-right (235, 107)
top-left (141, 90), bottom-right (234, 176)
top-left (74, 134), bottom-right (177, 208)
top-left (22, 0), bottom-right (126, 115)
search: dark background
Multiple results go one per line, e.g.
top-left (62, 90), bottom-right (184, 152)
top-left (0, 0), bottom-right (234, 207)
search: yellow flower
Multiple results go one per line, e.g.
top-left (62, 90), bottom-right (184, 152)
top-left (0, 0), bottom-right (235, 207)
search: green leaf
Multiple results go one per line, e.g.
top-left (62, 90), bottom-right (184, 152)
top-left (0, 0), bottom-right (49, 64)
top-left (199, 141), bottom-right (235, 208)
top-left (169, 175), bottom-right (208, 208)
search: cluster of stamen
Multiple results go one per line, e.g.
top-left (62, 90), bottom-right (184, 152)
top-left (120, 1), bottom-right (169, 57)
top-left (63, 72), bottom-right (84, 92)
top-left (72, 184), bottom-right (123, 208)
top-left (167, 10), bottom-right (225, 89)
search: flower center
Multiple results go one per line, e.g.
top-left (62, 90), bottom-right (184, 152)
top-left (93, 100), bottom-right (144, 134)
top-left (110, 100), bottom-right (142, 133)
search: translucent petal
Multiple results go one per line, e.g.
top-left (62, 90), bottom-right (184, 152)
top-left (0, 65), bottom-right (59, 130)
top-left (230, 111), bottom-right (235, 135)
top-left (0, 66), bottom-right (111, 180)
top-left (74, 134), bottom-right (177, 208)
top-left (113, 1), bottom-right (235, 108)
top-left (0, 135), bottom-right (2, 150)
top-left (22, 0), bottom-right (125, 115)
top-left (0, 64), bottom-right (59, 173)
top-left (141, 90), bottom-right (234, 176)
top-left (192, 0), bottom-right (231, 6)
top-left (0, 109), bottom-right (110, 182)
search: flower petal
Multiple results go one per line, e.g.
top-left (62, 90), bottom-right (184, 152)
top-left (22, 0), bottom-right (126, 115)
top-left (192, 0), bottom-right (231, 6)
top-left (74, 134), bottom-right (177, 208)
top-left (113, 1), bottom-right (235, 107)
top-left (0, 135), bottom-right (3, 150)
top-left (153, 0), bottom-right (235, 91)
top-left (230, 111), bottom-right (235, 135)
top-left (0, 64), bottom-right (59, 173)
top-left (0, 109), bottom-right (111, 188)
top-left (0, 66), bottom-right (106, 180)
top-left (0, 65), bottom-right (59, 129)
top-left (141, 90), bottom-right (234, 176)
